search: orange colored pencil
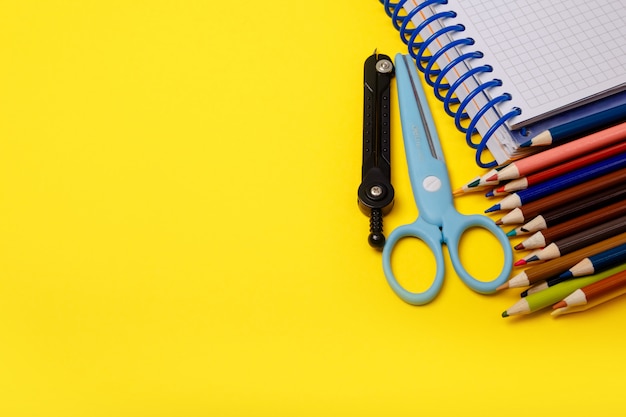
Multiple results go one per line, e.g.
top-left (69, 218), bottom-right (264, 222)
top-left (552, 270), bottom-right (626, 309)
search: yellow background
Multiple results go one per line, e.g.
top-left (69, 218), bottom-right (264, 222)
top-left (1, 1), bottom-right (624, 415)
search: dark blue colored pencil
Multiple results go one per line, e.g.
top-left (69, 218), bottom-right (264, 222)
top-left (521, 102), bottom-right (626, 147)
top-left (559, 243), bottom-right (626, 279)
top-left (485, 152), bottom-right (626, 213)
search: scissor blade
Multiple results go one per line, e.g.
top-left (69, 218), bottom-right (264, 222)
top-left (396, 54), bottom-right (445, 162)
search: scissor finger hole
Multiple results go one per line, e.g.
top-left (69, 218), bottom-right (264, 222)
top-left (389, 236), bottom-right (438, 293)
top-left (457, 226), bottom-right (508, 281)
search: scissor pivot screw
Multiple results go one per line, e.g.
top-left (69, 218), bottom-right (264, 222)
top-left (376, 59), bottom-right (393, 74)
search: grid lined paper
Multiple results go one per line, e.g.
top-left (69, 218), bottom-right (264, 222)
top-left (452, 0), bottom-right (626, 126)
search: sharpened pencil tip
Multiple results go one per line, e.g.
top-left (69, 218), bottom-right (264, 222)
top-left (486, 174), bottom-right (497, 182)
top-left (452, 188), bottom-right (464, 196)
top-left (485, 204), bottom-right (500, 213)
top-left (559, 271), bottom-right (573, 280)
top-left (501, 311), bottom-right (509, 318)
top-left (526, 255), bottom-right (539, 263)
top-left (514, 259), bottom-right (527, 266)
top-left (553, 301), bottom-right (567, 310)
top-left (485, 190), bottom-right (494, 197)
top-left (495, 219), bottom-right (503, 226)
top-left (506, 228), bottom-right (517, 237)
top-left (514, 242), bottom-right (524, 250)
top-left (467, 179), bottom-right (481, 188)
top-left (520, 289), bottom-right (529, 297)
top-left (496, 283), bottom-right (509, 291)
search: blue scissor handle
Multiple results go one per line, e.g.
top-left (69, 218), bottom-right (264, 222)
top-left (382, 209), bottom-right (512, 305)
top-left (441, 209), bottom-right (513, 294)
top-left (382, 218), bottom-right (446, 305)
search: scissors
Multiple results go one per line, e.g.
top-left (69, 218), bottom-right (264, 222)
top-left (382, 54), bottom-right (513, 305)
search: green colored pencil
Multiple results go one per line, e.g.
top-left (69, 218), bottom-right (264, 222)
top-left (501, 263), bottom-right (626, 317)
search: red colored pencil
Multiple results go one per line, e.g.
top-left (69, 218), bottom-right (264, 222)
top-left (489, 121), bottom-right (626, 182)
top-left (495, 142), bottom-right (626, 194)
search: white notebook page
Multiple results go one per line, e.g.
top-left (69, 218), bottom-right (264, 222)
top-left (449, 0), bottom-right (626, 128)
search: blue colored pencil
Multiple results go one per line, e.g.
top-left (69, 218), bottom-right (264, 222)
top-left (521, 102), bottom-right (626, 147)
top-left (521, 244), bottom-right (626, 296)
top-left (560, 243), bottom-right (626, 279)
top-left (485, 152), bottom-right (626, 213)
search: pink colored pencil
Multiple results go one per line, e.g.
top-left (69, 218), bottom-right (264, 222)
top-left (495, 142), bottom-right (626, 194)
top-left (489, 121), bottom-right (626, 182)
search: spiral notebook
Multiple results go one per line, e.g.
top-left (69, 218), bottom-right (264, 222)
top-left (380, 0), bottom-right (626, 168)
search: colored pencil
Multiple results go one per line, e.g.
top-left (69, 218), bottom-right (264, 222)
top-left (497, 232), bottom-right (626, 290)
top-left (516, 215), bottom-right (626, 265)
top-left (521, 260), bottom-right (626, 297)
top-left (559, 243), bottom-right (626, 279)
top-left (501, 264), bottom-right (626, 317)
top-left (486, 152), bottom-right (626, 212)
top-left (488, 121), bottom-right (626, 182)
top-left (515, 201), bottom-right (626, 250)
top-left (521, 102), bottom-right (626, 147)
top-left (484, 188), bottom-right (507, 198)
top-left (453, 166), bottom-right (506, 195)
top-left (552, 269), bottom-right (626, 309)
top-left (551, 286), bottom-right (626, 316)
top-left (506, 189), bottom-right (626, 236)
top-left (495, 141), bottom-right (626, 194)
top-left (496, 166), bottom-right (626, 225)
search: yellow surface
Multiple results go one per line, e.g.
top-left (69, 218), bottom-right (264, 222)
top-left (1, 1), bottom-right (624, 416)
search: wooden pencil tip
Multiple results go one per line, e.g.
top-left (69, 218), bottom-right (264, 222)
top-left (485, 204), bottom-right (500, 213)
top-left (514, 259), bottom-right (527, 267)
top-left (495, 219), bottom-right (503, 226)
top-left (496, 282), bottom-right (509, 291)
top-left (452, 188), bottom-right (464, 196)
top-left (514, 242), bottom-right (524, 250)
top-left (501, 311), bottom-right (509, 318)
top-left (506, 228), bottom-right (517, 237)
top-left (486, 174), bottom-right (498, 182)
top-left (485, 190), bottom-right (494, 198)
top-left (552, 301), bottom-right (567, 310)
top-left (469, 178), bottom-right (482, 187)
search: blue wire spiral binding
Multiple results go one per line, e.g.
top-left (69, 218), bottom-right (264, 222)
top-left (424, 36), bottom-right (472, 89)
top-left (407, 10), bottom-right (457, 73)
top-left (455, 78), bottom-right (502, 145)
top-left (442, 64), bottom-right (491, 119)
top-left (399, 0), bottom-right (450, 70)
top-left (390, 0), bottom-right (409, 30)
top-left (431, 48), bottom-right (482, 102)
top-left (379, 0), bottom-right (521, 168)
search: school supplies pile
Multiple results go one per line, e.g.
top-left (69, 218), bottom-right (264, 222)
top-left (374, 0), bottom-right (626, 317)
